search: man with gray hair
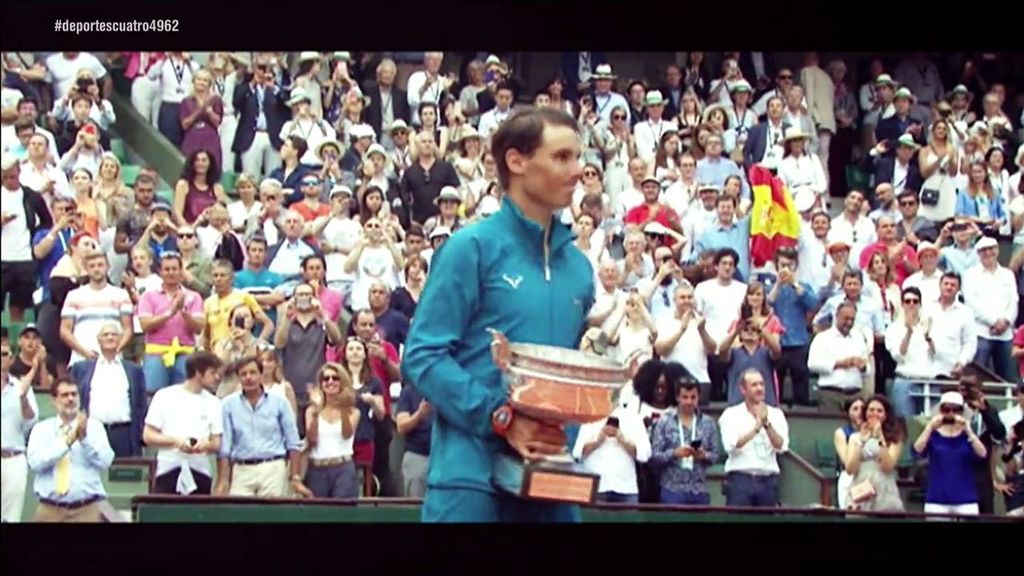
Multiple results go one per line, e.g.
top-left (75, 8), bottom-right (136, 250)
top-left (406, 52), bottom-right (454, 126)
top-left (364, 58), bottom-right (411, 150)
top-left (246, 178), bottom-right (287, 246)
top-left (367, 280), bottom-right (409, 351)
top-left (266, 209), bottom-right (323, 289)
top-left (68, 322), bottom-right (147, 457)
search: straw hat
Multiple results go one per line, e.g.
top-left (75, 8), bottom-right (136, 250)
top-left (591, 64), bottom-right (617, 80)
top-left (297, 52), bottom-right (321, 64)
top-left (286, 87), bottom-right (311, 107)
top-left (782, 126), bottom-right (811, 142)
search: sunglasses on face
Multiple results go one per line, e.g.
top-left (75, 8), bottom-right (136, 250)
top-left (899, 200), bottom-right (918, 207)
top-left (365, 224), bottom-right (381, 229)
top-left (321, 374), bottom-right (341, 382)
top-left (583, 171), bottom-right (598, 177)
top-left (903, 298), bottom-right (920, 304)
top-left (302, 181), bottom-right (320, 187)
top-left (777, 74), bottom-right (793, 80)
top-left (940, 406), bottom-right (963, 414)
top-left (613, 115), bottom-right (626, 120)
top-left (178, 233), bottom-right (196, 239)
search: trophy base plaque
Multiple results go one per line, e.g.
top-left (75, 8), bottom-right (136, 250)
top-left (494, 451), bottom-right (599, 506)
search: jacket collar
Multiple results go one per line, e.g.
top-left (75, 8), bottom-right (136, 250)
top-left (497, 196), bottom-right (575, 255)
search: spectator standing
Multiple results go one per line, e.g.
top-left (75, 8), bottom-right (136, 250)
top-left (809, 302), bottom-right (872, 413)
top-left (885, 287), bottom-right (941, 420)
top-left (9, 324), bottom-right (56, 392)
top-left (344, 217), bottom-right (405, 313)
top-left (212, 305), bottom-right (272, 397)
top-left (793, 211), bottom-right (835, 296)
top-left (17, 133), bottom-right (70, 204)
top-left (265, 210), bottom-right (321, 287)
top-left (391, 254), bottom-right (427, 322)
top-left (367, 282), bottom-right (409, 351)
top-left (654, 282), bottom-right (717, 400)
top-left (305, 363), bottom-right (360, 499)
top-left (400, 132), bottom-right (460, 226)
top-left (766, 248), bottom-right (818, 407)
top-left (179, 69), bottom-right (224, 169)
top-left (137, 253), bottom-right (206, 393)
top-left (913, 391), bottom-right (988, 518)
top-left (113, 175), bottom-right (159, 258)
top-left (649, 377), bottom-right (719, 505)
top-left (693, 248), bottom-right (748, 400)
top-left (275, 283), bottom-right (343, 429)
top-left (963, 237), bottom-right (1019, 383)
top-left (233, 55), bottom-right (290, 179)
top-left (69, 323), bottom-right (146, 458)
top-left (59, 251), bottom-right (133, 366)
top-left (828, 189), bottom-right (876, 262)
top-left (896, 187), bottom-right (940, 246)
top-left (175, 149), bottom-right (227, 226)
top-left (26, 378), bottom-right (114, 522)
top-left (340, 336), bottom-right (387, 489)
top-left (226, 173), bottom-right (261, 233)
top-left (693, 195), bottom-right (751, 281)
top-left (718, 369), bottom-right (789, 508)
top-left (216, 356), bottom-right (311, 498)
top-left (364, 58), bottom-right (411, 150)
top-left (395, 383), bottom-right (433, 498)
top-left (718, 317), bottom-right (782, 407)
top-left (147, 52), bottom-right (199, 148)
top-left (833, 397), bottom-right (864, 511)
top-left (203, 259), bottom-right (274, 351)
top-left (937, 219), bottom-right (981, 276)
top-left (1, 339), bottom-right (39, 522)
top-left (957, 376), bottom-right (1007, 515)
top-left (903, 242), bottom-right (942, 305)
top-left (858, 216), bottom-right (919, 286)
top-left (176, 225), bottom-right (213, 297)
top-left (233, 235), bottom-right (286, 320)
top-left (142, 351), bottom-right (223, 495)
top-left (799, 53), bottom-right (836, 179)
top-left (572, 397), bottom-right (652, 505)
top-left (2, 156), bottom-right (52, 323)
top-left (844, 395), bottom-right (905, 512)
top-left (406, 52), bottom-right (454, 127)
top-left (924, 272), bottom-right (976, 379)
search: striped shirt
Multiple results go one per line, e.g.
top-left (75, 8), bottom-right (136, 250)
top-left (61, 283), bottom-right (133, 364)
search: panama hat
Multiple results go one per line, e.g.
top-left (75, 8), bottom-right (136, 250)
top-left (645, 90), bottom-right (666, 107)
top-left (591, 64), bottom-right (617, 80)
top-left (286, 87), bottom-right (311, 107)
top-left (874, 74), bottom-right (896, 88)
top-left (316, 139), bottom-right (342, 158)
top-left (783, 126), bottom-right (811, 142)
top-left (297, 52), bottom-right (321, 63)
top-left (729, 79), bottom-right (753, 93)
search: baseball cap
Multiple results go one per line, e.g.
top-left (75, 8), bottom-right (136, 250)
top-left (939, 391), bottom-right (964, 407)
top-left (19, 324), bottom-right (40, 337)
top-left (974, 237), bottom-right (998, 252)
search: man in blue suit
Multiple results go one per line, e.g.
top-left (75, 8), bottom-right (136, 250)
top-left (69, 322), bottom-right (147, 458)
top-left (742, 95), bottom-right (789, 173)
top-left (232, 54), bottom-right (291, 177)
top-left (403, 107), bottom-right (595, 523)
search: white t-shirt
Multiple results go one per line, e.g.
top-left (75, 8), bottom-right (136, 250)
top-left (1, 187), bottom-right (31, 262)
top-left (571, 406), bottom-right (652, 495)
top-left (131, 274), bottom-right (164, 334)
top-left (615, 321), bottom-right (653, 364)
top-left (322, 217), bottom-right (363, 283)
top-left (46, 53), bottom-right (107, 101)
top-left (227, 200), bottom-right (262, 233)
top-left (350, 245), bottom-right (401, 311)
top-left (655, 315), bottom-right (711, 382)
top-left (145, 383), bottom-right (224, 477)
top-left (693, 279), bottom-right (748, 344)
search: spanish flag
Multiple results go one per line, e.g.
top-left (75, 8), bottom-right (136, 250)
top-left (748, 165), bottom-right (801, 268)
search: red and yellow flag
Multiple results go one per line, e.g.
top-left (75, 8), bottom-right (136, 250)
top-left (748, 165), bottom-right (801, 268)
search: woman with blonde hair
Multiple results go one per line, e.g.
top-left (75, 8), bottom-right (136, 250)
top-left (675, 89), bottom-right (704, 150)
top-left (226, 173), bottom-right (262, 233)
top-left (69, 167), bottom-right (106, 239)
top-left (94, 152), bottom-right (135, 225)
top-left (179, 68), bottom-right (224, 168)
top-left (956, 159), bottom-right (1005, 236)
top-left (259, 349), bottom-right (298, 417)
top-left (304, 362), bottom-right (361, 499)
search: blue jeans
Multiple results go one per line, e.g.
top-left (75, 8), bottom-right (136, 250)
top-left (421, 487), bottom-right (582, 523)
top-left (974, 338), bottom-right (1015, 383)
top-left (660, 487), bottom-right (711, 505)
top-left (143, 353), bottom-right (189, 394)
top-left (725, 472), bottom-right (779, 508)
top-left (596, 492), bottom-right (639, 504)
top-left (890, 378), bottom-right (923, 421)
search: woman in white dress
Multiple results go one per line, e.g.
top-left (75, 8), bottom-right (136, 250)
top-left (778, 127), bottom-right (828, 213)
top-left (917, 119), bottom-right (961, 223)
top-left (595, 105), bottom-right (635, 200)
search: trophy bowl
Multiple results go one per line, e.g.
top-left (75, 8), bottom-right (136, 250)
top-left (505, 343), bottom-right (628, 425)
top-left (490, 337), bottom-right (629, 506)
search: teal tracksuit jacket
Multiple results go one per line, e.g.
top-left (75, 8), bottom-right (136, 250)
top-left (401, 196), bottom-right (595, 522)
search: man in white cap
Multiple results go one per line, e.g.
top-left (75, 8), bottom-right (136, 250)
top-left (633, 91), bottom-right (677, 165)
top-left (406, 52), bottom-right (454, 126)
top-left (2, 154), bottom-right (53, 323)
top-left (590, 64), bottom-right (630, 125)
top-left (387, 119), bottom-right (413, 177)
top-left (963, 236), bottom-right (1019, 383)
top-left (279, 86), bottom-right (337, 168)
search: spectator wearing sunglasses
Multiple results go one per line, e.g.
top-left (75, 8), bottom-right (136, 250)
top-left (914, 391), bottom-right (988, 517)
top-left (304, 363), bottom-right (360, 499)
top-left (885, 287), bottom-right (941, 419)
top-left (963, 237), bottom-right (1019, 383)
top-left (752, 68), bottom-right (804, 119)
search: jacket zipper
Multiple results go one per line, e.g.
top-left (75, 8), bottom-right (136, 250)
top-left (543, 225), bottom-right (551, 282)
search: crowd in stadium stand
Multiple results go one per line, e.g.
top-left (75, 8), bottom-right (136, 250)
top-left (1, 51), bottom-right (1023, 522)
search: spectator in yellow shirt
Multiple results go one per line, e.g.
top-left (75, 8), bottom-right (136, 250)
top-left (202, 259), bottom-right (274, 350)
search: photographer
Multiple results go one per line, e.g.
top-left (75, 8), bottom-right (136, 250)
top-left (572, 389), bottom-right (652, 505)
top-left (913, 391), bottom-right (988, 517)
top-left (51, 71), bottom-right (115, 131)
top-left (56, 94), bottom-right (109, 156)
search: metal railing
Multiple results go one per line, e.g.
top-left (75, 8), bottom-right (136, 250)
top-left (909, 379), bottom-right (1018, 414)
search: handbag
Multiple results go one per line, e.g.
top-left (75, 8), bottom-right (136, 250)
top-left (920, 173), bottom-right (946, 207)
top-left (849, 479), bottom-right (876, 505)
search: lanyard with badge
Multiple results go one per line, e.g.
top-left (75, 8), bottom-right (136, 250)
top-left (170, 58), bottom-right (188, 95)
top-left (596, 94), bottom-right (612, 117)
top-left (677, 413), bottom-right (699, 471)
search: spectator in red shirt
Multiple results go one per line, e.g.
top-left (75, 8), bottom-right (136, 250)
top-left (292, 174), bottom-right (330, 242)
top-left (624, 176), bottom-right (682, 244)
top-left (858, 215), bottom-right (919, 285)
top-left (1012, 325), bottom-right (1024, 380)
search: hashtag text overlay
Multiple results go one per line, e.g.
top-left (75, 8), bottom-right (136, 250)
top-left (54, 19), bottom-right (180, 34)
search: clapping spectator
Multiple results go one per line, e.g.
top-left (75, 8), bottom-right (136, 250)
top-left (137, 252), bottom-right (205, 394)
top-left (718, 369), bottom-right (789, 507)
top-left (148, 52), bottom-right (200, 148)
top-left (203, 259), bottom-right (274, 350)
top-left (175, 225), bottom-right (213, 297)
top-left (344, 216), bottom-right (404, 313)
top-left (913, 391), bottom-right (988, 518)
top-left (304, 363), bottom-right (360, 499)
top-left (8, 324), bottom-right (56, 392)
top-left (0, 337), bottom-right (39, 523)
top-left (179, 70), bottom-right (223, 169)
top-left (844, 395), bottom-right (905, 512)
top-left (834, 397), bottom-right (865, 510)
top-left (212, 304), bottom-right (271, 397)
top-left (924, 272), bottom-right (976, 379)
top-left (766, 248), bottom-right (819, 407)
top-left (340, 336), bottom-right (387, 485)
top-left (649, 376), bottom-right (719, 505)
top-left (885, 287), bottom-right (941, 420)
top-left (226, 173), bottom-right (261, 233)
top-left (809, 302), bottom-right (872, 413)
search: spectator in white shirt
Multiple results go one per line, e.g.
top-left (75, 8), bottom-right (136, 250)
top-left (797, 211), bottom-right (833, 294)
top-left (1, 338), bottom-right (39, 523)
top-left (718, 368), bottom-right (789, 507)
top-left (654, 282), bottom-right (717, 401)
top-left (633, 91), bottom-right (677, 165)
top-left (886, 287), bottom-right (942, 420)
top-left (589, 64), bottom-right (630, 125)
top-left (572, 401), bottom-right (652, 505)
top-left (778, 126), bottom-right (828, 213)
top-left (828, 189), bottom-right (876, 262)
top-left (923, 272), bottom-right (977, 380)
top-left (809, 302), bottom-right (872, 413)
top-left (226, 173), bottom-right (261, 233)
top-left (477, 81), bottom-right (515, 141)
top-left (902, 242), bottom-right (942, 305)
top-left (59, 251), bottom-right (133, 365)
top-left (17, 133), bottom-right (71, 205)
top-left (963, 236), bottom-right (1019, 383)
top-left (406, 52), bottom-right (454, 127)
top-left (694, 248), bottom-right (747, 402)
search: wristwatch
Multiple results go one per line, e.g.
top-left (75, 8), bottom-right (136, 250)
top-left (290, 474), bottom-right (302, 483)
top-left (492, 405), bottom-right (514, 437)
